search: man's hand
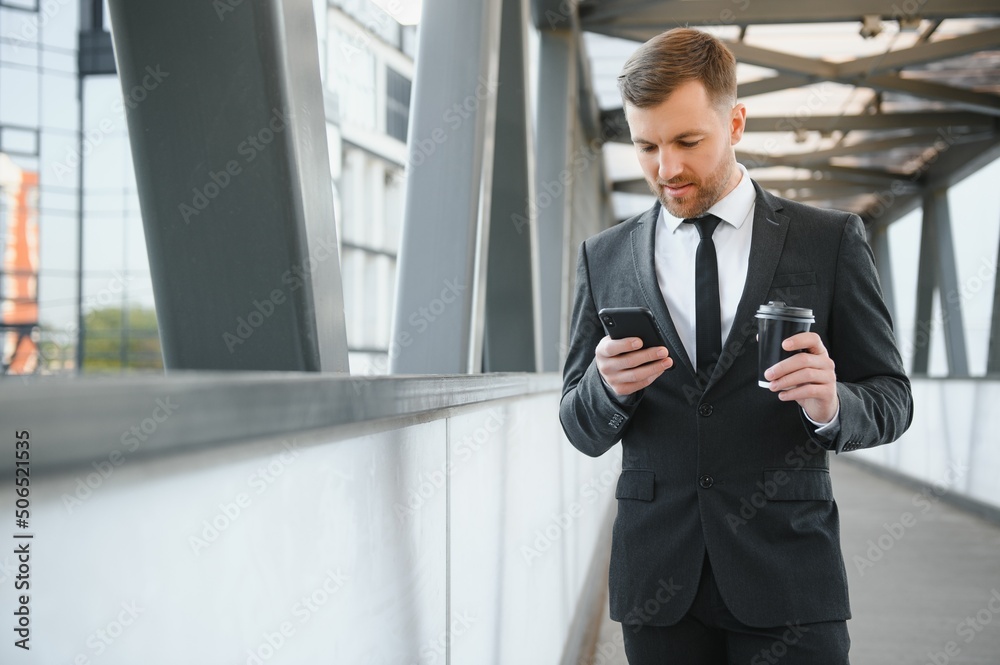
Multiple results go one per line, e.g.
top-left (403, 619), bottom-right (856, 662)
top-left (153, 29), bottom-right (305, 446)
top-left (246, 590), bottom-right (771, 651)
top-left (764, 332), bottom-right (839, 424)
top-left (596, 336), bottom-right (672, 396)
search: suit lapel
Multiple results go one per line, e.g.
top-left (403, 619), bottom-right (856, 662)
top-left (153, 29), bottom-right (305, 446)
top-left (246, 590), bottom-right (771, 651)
top-left (630, 201), bottom-right (698, 379)
top-left (705, 182), bottom-right (790, 389)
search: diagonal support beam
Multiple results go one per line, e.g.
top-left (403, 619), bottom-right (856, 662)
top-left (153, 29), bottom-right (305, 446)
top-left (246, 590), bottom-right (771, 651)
top-left (726, 41), bottom-right (1000, 117)
top-left (913, 188), bottom-right (970, 376)
top-left (988, 222), bottom-right (1000, 375)
top-left (106, 0), bottom-right (348, 371)
top-left (839, 27), bottom-right (1000, 77)
top-left (865, 74), bottom-right (1000, 117)
top-left (580, 0), bottom-right (1000, 29)
top-left (739, 73), bottom-right (811, 98)
top-left (483, 0), bottom-right (539, 372)
top-left (390, 0), bottom-right (503, 373)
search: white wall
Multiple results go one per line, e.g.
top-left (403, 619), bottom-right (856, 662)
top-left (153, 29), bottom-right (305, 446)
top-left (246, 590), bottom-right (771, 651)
top-left (852, 379), bottom-right (1000, 511)
top-left (0, 393), bottom-right (619, 664)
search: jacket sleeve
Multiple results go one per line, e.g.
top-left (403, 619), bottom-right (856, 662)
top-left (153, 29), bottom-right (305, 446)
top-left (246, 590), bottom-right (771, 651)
top-left (815, 214), bottom-right (914, 454)
top-left (559, 242), bottom-right (644, 457)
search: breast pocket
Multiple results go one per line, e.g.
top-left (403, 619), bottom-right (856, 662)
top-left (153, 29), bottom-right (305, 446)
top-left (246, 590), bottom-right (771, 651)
top-left (768, 271), bottom-right (817, 308)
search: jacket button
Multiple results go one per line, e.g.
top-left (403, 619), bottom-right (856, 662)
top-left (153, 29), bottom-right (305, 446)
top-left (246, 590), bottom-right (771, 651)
top-left (698, 404), bottom-right (713, 417)
top-left (699, 475), bottom-right (714, 489)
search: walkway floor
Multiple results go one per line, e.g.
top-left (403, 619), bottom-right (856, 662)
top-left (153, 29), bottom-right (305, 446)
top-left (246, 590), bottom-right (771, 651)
top-left (581, 456), bottom-right (1000, 664)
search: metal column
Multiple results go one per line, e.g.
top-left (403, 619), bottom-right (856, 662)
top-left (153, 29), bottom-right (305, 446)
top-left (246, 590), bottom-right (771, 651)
top-left (912, 188), bottom-right (969, 376)
top-left (987, 213), bottom-right (1000, 375)
top-left (106, 0), bottom-right (348, 372)
top-left (389, 0), bottom-right (503, 374)
top-left (482, 0), bottom-right (539, 372)
top-left (532, 20), bottom-right (577, 372)
top-left (869, 225), bottom-right (898, 341)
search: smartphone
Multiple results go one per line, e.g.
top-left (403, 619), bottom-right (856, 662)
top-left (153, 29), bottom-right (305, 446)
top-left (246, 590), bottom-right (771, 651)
top-left (598, 307), bottom-right (668, 351)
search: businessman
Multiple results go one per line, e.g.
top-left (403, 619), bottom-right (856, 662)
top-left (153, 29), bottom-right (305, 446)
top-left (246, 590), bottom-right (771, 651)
top-left (559, 28), bottom-right (913, 664)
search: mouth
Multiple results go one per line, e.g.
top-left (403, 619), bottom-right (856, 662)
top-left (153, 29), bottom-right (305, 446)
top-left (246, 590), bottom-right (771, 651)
top-left (662, 182), bottom-right (694, 198)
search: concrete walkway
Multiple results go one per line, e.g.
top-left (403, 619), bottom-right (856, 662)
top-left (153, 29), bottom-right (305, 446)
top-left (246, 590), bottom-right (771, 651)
top-left (580, 457), bottom-right (1000, 664)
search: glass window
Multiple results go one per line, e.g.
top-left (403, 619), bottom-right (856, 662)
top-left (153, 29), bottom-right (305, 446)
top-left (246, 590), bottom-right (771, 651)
top-left (40, 72), bottom-right (77, 131)
top-left (385, 66), bottom-right (409, 144)
top-left (0, 1), bottom-right (39, 10)
top-left (0, 64), bottom-right (40, 126)
top-left (0, 124), bottom-right (38, 154)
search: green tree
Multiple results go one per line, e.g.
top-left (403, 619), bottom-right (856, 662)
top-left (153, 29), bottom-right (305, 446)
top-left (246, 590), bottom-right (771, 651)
top-left (83, 306), bottom-right (163, 372)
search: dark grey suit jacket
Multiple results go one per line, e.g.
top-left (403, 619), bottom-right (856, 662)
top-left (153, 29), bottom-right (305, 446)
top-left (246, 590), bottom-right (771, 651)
top-left (560, 182), bottom-right (913, 629)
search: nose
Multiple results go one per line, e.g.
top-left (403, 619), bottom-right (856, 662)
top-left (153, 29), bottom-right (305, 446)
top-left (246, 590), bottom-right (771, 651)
top-left (657, 149), bottom-right (683, 182)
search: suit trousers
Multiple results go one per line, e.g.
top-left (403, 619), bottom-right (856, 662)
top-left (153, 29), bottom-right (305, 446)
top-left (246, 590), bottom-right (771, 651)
top-left (621, 552), bottom-right (851, 665)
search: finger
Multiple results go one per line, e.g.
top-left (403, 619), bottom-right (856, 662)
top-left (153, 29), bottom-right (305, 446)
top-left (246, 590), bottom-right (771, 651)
top-left (775, 384), bottom-right (832, 402)
top-left (765, 351), bottom-right (833, 382)
top-left (610, 356), bottom-right (671, 387)
top-left (613, 364), bottom-right (668, 394)
top-left (769, 367), bottom-right (833, 392)
top-left (612, 346), bottom-right (670, 371)
top-left (781, 332), bottom-right (826, 354)
top-left (597, 336), bottom-right (644, 358)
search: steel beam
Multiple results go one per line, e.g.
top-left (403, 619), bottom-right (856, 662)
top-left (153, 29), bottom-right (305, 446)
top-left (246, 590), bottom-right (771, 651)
top-left (600, 108), bottom-right (996, 143)
top-left (739, 74), bottom-right (810, 99)
top-left (727, 42), bottom-right (1000, 117)
top-left (839, 26), bottom-right (1000, 77)
top-left (725, 42), bottom-right (839, 79)
top-left (579, 0), bottom-right (1000, 29)
top-left (534, 26), bottom-right (578, 372)
top-left (483, 0), bottom-right (538, 372)
top-left (106, 0), bottom-right (348, 372)
top-left (740, 133), bottom-right (952, 169)
top-left (869, 224), bottom-right (898, 344)
top-left (911, 193), bottom-right (937, 375)
top-left (865, 74), bottom-right (1000, 117)
top-left (390, 0), bottom-right (503, 374)
top-left (919, 188), bottom-right (970, 376)
top-left (988, 222), bottom-right (1000, 375)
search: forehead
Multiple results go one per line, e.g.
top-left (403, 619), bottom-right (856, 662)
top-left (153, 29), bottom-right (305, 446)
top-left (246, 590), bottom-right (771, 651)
top-left (625, 80), bottom-right (721, 134)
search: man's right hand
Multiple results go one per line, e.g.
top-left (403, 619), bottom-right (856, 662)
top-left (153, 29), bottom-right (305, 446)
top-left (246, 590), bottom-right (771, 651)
top-left (595, 336), bottom-right (672, 396)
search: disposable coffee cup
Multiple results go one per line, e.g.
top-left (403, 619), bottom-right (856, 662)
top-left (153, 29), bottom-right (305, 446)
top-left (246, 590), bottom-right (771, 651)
top-left (755, 301), bottom-right (814, 389)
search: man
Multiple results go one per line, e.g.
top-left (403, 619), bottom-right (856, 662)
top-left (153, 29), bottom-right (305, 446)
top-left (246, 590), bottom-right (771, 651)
top-left (559, 28), bottom-right (913, 664)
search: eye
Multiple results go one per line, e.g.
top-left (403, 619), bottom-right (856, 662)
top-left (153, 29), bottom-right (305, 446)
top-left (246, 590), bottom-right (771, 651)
top-left (638, 144), bottom-right (656, 153)
top-left (678, 140), bottom-right (702, 148)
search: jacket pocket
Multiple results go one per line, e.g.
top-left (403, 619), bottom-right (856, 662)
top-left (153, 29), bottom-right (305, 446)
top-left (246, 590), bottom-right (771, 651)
top-left (770, 271), bottom-right (817, 288)
top-left (763, 467), bottom-right (833, 501)
top-left (616, 469), bottom-right (655, 501)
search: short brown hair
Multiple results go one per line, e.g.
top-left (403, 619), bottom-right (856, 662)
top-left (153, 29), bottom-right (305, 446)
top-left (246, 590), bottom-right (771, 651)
top-left (618, 28), bottom-right (737, 110)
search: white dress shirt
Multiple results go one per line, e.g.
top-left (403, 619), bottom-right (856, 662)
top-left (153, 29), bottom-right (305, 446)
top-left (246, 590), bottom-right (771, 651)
top-left (654, 164), bottom-right (838, 431)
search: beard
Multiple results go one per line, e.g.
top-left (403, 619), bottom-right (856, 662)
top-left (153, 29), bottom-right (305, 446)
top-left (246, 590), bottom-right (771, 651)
top-left (648, 155), bottom-right (736, 219)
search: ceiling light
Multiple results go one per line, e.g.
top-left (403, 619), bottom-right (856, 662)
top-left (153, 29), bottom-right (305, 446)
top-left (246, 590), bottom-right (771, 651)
top-left (860, 15), bottom-right (883, 39)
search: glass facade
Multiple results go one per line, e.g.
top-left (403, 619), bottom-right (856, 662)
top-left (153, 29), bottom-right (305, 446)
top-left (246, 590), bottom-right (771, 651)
top-left (0, 0), bottom-right (415, 375)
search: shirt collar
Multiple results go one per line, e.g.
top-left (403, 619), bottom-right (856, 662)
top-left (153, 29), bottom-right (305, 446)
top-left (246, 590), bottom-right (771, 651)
top-left (660, 163), bottom-right (755, 233)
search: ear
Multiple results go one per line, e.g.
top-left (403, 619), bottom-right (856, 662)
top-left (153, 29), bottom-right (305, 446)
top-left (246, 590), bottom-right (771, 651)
top-left (729, 103), bottom-right (747, 146)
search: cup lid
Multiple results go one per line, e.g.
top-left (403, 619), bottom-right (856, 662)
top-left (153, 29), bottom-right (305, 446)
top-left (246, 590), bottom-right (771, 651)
top-left (756, 300), bottom-right (814, 319)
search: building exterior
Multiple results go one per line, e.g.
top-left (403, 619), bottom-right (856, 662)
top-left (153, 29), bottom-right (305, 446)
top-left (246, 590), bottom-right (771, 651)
top-left (0, 0), bottom-right (414, 375)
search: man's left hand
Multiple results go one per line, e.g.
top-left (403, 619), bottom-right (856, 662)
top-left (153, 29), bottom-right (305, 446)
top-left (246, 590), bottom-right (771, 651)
top-left (764, 332), bottom-right (839, 424)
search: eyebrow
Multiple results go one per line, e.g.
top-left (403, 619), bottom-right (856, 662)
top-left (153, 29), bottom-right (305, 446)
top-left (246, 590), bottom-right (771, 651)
top-left (631, 130), bottom-right (706, 144)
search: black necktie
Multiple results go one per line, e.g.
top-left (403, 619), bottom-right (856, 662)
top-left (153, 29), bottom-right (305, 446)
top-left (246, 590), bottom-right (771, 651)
top-left (684, 214), bottom-right (723, 376)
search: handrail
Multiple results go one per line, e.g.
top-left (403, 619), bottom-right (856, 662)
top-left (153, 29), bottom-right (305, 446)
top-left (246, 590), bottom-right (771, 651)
top-left (0, 372), bottom-right (561, 475)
